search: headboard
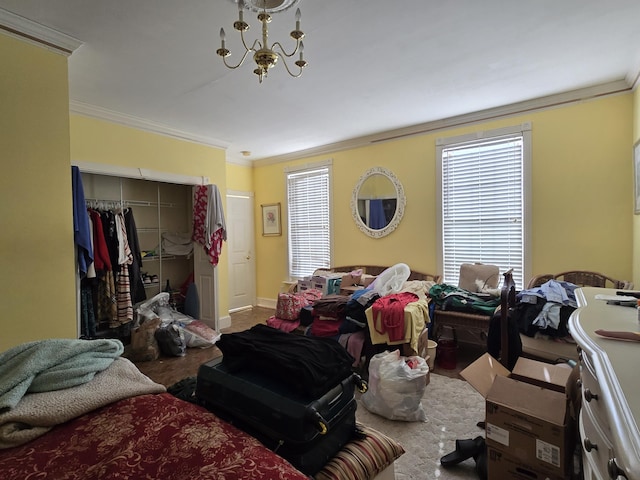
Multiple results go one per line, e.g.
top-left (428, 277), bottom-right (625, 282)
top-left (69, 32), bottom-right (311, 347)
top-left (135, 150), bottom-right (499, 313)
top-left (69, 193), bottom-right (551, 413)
top-left (526, 270), bottom-right (632, 290)
top-left (325, 265), bottom-right (441, 283)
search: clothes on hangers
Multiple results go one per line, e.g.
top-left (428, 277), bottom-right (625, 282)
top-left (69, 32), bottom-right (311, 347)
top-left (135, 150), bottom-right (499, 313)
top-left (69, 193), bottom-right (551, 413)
top-left (81, 205), bottom-right (146, 337)
top-left (192, 184), bottom-right (227, 266)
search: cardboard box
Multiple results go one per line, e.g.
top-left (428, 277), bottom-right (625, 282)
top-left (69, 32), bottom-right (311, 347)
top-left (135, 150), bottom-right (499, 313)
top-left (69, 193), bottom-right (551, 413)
top-left (311, 275), bottom-right (342, 296)
top-left (360, 274), bottom-right (376, 287)
top-left (460, 354), bottom-right (575, 479)
top-left (340, 285), bottom-right (364, 296)
top-left (510, 357), bottom-right (572, 394)
top-left (486, 375), bottom-right (572, 478)
top-left (341, 272), bottom-right (362, 287)
top-left (297, 279), bottom-right (313, 292)
top-left (487, 446), bottom-right (567, 480)
top-left (460, 353), bottom-right (573, 399)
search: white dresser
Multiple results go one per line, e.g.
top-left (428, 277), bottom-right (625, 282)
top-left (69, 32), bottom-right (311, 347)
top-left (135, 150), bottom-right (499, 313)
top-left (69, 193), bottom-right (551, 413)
top-left (570, 287), bottom-right (640, 479)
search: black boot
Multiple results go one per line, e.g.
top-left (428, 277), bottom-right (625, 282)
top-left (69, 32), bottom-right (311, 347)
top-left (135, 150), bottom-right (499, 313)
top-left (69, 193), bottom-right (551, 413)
top-left (473, 438), bottom-right (487, 480)
top-left (440, 436), bottom-right (485, 467)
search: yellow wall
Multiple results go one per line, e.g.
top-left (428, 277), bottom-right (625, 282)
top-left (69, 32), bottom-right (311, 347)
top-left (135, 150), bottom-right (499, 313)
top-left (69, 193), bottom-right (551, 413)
top-left (226, 162), bottom-right (254, 192)
top-left (254, 94), bottom-right (634, 300)
top-left (0, 34), bottom-right (76, 351)
top-left (70, 115), bottom-right (230, 319)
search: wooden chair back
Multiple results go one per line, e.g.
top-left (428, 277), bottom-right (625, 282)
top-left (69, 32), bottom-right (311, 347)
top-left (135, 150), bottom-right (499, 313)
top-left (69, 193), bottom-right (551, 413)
top-left (527, 270), bottom-right (632, 290)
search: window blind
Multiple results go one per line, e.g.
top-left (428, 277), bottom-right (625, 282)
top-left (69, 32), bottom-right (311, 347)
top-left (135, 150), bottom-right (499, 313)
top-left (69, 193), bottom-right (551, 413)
top-left (441, 134), bottom-right (524, 288)
top-left (287, 166), bottom-right (331, 278)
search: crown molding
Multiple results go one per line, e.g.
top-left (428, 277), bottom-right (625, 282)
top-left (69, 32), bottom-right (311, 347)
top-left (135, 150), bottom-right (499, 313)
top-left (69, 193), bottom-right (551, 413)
top-left (255, 79), bottom-right (632, 167)
top-left (0, 7), bottom-right (82, 56)
top-left (225, 156), bottom-right (254, 167)
top-left (627, 64), bottom-right (640, 91)
top-left (70, 78), bottom-right (633, 168)
top-left (69, 100), bottom-right (231, 151)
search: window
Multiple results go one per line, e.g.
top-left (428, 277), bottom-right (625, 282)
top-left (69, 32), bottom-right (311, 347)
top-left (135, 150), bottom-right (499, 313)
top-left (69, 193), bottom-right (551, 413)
top-left (436, 124), bottom-right (531, 289)
top-left (286, 161), bottom-right (332, 279)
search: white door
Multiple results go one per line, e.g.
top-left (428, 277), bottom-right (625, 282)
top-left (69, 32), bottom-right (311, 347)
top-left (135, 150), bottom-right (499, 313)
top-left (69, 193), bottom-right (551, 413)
top-left (227, 191), bottom-right (256, 311)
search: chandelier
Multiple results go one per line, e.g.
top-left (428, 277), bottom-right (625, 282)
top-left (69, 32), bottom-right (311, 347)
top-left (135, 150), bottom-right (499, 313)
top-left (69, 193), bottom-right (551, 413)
top-left (217, 0), bottom-right (307, 83)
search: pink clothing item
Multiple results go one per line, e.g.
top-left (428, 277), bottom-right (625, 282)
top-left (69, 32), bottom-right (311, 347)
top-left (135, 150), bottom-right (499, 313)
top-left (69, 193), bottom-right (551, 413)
top-left (192, 185), bottom-right (226, 266)
top-left (339, 330), bottom-right (366, 367)
top-left (310, 316), bottom-right (343, 337)
top-left (372, 292), bottom-right (418, 342)
top-left (266, 316), bottom-right (300, 333)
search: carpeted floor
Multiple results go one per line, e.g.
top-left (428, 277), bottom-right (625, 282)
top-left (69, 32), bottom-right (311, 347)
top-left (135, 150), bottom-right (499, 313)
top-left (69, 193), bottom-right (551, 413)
top-left (355, 373), bottom-right (486, 480)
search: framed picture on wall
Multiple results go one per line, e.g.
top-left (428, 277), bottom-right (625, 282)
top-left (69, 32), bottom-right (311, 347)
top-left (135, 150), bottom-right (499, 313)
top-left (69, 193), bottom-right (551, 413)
top-left (261, 203), bottom-right (281, 236)
top-left (635, 141), bottom-right (640, 214)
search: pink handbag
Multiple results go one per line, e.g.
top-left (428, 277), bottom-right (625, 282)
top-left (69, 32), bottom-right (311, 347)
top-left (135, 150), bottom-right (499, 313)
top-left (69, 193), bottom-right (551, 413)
top-left (275, 289), bottom-right (323, 320)
top-left (276, 293), bottom-right (308, 321)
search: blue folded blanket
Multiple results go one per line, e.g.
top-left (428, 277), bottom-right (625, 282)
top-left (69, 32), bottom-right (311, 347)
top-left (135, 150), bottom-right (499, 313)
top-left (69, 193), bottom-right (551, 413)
top-left (0, 338), bottom-right (124, 412)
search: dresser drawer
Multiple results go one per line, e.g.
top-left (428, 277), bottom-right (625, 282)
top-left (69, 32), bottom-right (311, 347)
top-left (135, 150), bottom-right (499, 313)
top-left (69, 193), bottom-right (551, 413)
top-left (580, 350), bottom-right (610, 438)
top-left (580, 406), bottom-right (612, 479)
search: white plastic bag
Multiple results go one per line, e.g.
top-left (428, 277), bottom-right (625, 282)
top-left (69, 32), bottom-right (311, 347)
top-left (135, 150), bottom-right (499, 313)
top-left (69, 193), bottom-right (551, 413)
top-left (179, 320), bottom-right (221, 348)
top-left (370, 263), bottom-right (411, 297)
top-left (361, 350), bottom-right (429, 422)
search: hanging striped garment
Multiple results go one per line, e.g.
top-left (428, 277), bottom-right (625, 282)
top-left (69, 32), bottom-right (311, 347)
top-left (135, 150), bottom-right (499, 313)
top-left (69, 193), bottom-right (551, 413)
top-left (114, 212), bottom-right (133, 325)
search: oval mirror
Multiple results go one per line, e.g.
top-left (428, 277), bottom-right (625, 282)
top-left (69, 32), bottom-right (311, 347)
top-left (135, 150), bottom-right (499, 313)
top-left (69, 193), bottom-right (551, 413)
top-left (350, 167), bottom-right (406, 238)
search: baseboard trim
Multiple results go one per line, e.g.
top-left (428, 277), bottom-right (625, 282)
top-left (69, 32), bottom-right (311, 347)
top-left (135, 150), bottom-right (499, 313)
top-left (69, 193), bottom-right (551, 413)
top-left (219, 315), bottom-right (231, 330)
top-left (257, 297), bottom-right (277, 310)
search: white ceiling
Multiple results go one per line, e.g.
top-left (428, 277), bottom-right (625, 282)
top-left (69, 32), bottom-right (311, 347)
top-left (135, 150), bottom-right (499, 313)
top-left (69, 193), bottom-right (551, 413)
top-left (2, 0), bottom-right (640, 164)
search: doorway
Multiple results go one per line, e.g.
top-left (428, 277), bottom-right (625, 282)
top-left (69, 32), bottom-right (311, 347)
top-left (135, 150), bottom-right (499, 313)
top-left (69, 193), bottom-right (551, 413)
top-left (227, 191), bottom-right (256, 311)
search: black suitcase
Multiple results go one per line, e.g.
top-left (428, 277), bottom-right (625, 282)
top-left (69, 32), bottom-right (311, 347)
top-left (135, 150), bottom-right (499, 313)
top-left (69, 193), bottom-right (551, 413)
top-left (196, 356), bottom-right (362, 475)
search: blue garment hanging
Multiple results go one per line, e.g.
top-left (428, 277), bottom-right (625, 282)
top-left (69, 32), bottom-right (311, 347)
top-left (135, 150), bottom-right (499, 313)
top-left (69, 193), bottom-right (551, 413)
top-left (369, 199), bottom-right (386, 229)
top-left (71, 166), bottom-right (93, 277)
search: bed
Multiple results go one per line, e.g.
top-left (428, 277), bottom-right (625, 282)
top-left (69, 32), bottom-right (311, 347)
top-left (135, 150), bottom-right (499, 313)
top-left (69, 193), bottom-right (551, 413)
top-left (0, 339), bottom-right (403, 480)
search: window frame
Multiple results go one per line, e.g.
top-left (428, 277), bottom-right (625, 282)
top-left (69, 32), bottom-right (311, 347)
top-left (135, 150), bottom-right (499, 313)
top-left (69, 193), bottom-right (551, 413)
top-left (285, 159), bottom-right (333, 280)
top-left (435, 123), bottom-right (532, 289)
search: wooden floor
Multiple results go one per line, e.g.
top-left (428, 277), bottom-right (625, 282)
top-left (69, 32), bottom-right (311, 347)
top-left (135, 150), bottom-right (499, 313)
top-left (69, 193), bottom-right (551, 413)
top-left (133, 307), bottom-right (272, 387)
top-left (134, 306), bottom-right (486, 387)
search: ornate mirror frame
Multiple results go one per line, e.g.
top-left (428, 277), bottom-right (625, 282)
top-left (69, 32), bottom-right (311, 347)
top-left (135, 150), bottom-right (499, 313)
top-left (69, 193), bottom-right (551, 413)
top-left (350, 166), bottom-right (406, 238)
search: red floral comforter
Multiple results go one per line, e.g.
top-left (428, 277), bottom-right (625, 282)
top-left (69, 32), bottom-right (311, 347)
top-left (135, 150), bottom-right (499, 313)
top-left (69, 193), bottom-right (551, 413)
top-left (0, 393), bottom-right (309, 480)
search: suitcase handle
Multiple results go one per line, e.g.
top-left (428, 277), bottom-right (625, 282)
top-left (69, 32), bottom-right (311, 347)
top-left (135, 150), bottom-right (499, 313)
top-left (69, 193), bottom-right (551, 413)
top-left (352, 373), bottom-right (368, 393)
top-left (309, 409), bottom-right (329, 435)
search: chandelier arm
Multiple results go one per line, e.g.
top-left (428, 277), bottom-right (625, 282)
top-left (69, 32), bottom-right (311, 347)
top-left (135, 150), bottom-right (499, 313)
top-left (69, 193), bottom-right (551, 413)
top-left (239, 29), bottom-right (262, 53)
top-left (277, 54), bottom-right (304, 78)
top-left (221, 48), bottom-right (254, 70)
top-left (270, 40), bottom-right (301, 59)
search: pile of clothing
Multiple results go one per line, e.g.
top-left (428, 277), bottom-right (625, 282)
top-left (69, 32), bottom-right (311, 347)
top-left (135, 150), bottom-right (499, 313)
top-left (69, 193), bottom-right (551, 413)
top-left (513, 280), bottom-right (578, 340)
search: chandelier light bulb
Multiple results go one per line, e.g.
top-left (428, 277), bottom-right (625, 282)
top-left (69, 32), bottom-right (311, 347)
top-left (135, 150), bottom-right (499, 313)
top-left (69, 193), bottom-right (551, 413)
top-left (238, 0), bottom-right (244, 21)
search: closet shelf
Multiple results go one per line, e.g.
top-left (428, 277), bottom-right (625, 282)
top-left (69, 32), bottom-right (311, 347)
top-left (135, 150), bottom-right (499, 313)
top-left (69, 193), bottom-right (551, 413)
top-left (136, 228), bottom-right (183, 234)
top-left (142, 254), bottom-right (190, 262)
top-left (85, 198), bottom-right (183, 208)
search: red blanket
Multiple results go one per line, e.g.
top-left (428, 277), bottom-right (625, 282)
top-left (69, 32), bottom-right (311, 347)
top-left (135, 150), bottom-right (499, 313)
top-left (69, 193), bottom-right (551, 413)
top-left (0, 393), bottom-right (308, 480)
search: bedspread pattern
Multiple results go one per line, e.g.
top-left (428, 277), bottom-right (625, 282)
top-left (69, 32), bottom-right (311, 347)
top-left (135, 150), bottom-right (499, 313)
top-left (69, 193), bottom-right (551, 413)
top-left (0, 392), bottom-right (309, 480)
